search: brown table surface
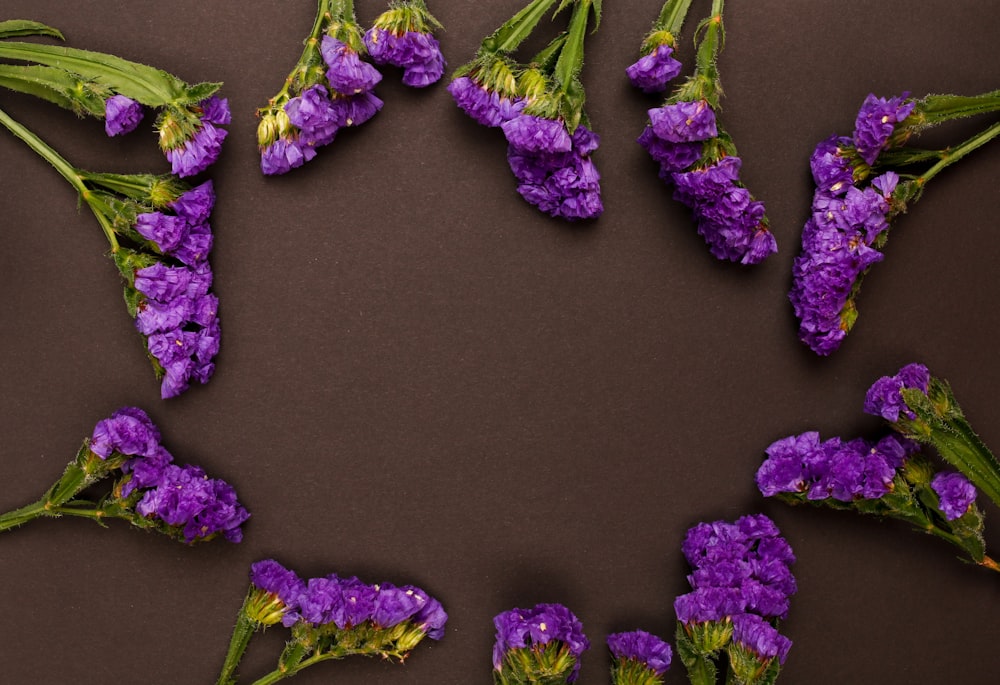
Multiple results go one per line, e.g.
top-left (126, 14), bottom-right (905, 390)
top-left (2, 1), bottom-right (999, 683)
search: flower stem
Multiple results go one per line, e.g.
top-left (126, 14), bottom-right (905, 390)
top-left (917, 120), bottom-right (1000, 188)
top-left (483, 0), bottom-right (560, 54)
top-left (0, 106), bottom-right (120, 250)
top-left (0, 498), bottom-right (49, 532)
top-left (655, 0), bottom-right (696, 37)
top-left (216, 590), bottom-right (261, 685)
top-left (914, 89), bottom-right (1000, 129)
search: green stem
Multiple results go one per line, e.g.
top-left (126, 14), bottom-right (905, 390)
top-left (216, 591), bottom-right (261, 685)
top-left (483, 0), bottom-right (561, 54)
top-left (928, 422), bottom-right (1000, 509)
top-left (553, 0), bottom-right (591, 91)
top-left (0, 105), bottom-right (120, 250)
top-left (655, 0), bottom-right (696, 37)
top-left (0, 498), bottom-right (49, 532)
top-left (249, 645), bottom-right (406, 685)
top-left (917, 120), bottom-right (1000, 187)
top-left (915, 89), bottom-right (1000, 128)
top-left (687, 654), bottom-right (718, 685)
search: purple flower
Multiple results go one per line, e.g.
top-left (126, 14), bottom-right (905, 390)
top-left (250, 559), bottom-right (305, 610)
top-left (372, 582), bottom-right (424, 628)
top-left (169, 180), bottom-right (215, 225)
top-left (338, 577), bottom-right (377, 628)
top-left (285, 84), bottom-right (343, 148)
top-left (626, 44), bottom-right (682, 93)
top-left (163, 96), bottom-right (230, 177)
top-left (648, 100), bottom-right (717, 143)
top-left (502, 114), bottom-right (573, 155)
top-left (104, 95), bottom-right (144, 136)
top-left (853, 93), bottom-right (915, 165)
top-left (135, 212), bottom-right (188, 253)
top-left (931, 472), bottom-right (977, 520)
top-left (260, 137), bottom-right (316, 175)
top-left (448, 76), bottom-right (524, 128)
top-left (492, 603), bottom-right (589, 682)
top-left (863, 363), bottom-right (931, 422)
top-left (607, 630), bottom-right (672, 676)
top-left (89, 407), bottom-right (160, 459)
top-left (120, 445), bottom-right (173, 497)
top-left (674, 587), bottom-right (745, 623)
top-left (731, 614), bottom-right (792, 664)
top-left (789, 164), bottom-right (900, 355)
top-left (335, 90), bottom-right (384, 127)
top-left (364, 28), bottom-right (445, 88)
top-left (320, 36), bottom-right (382, 95)
top-left (413, 595), bottom-right (448, 639)
top-left (132, 462), bottom-right (248, 543)
top-left (637, 126), bottom-right (703, 176)
top-left (810, 135), bottom-right (854, 194)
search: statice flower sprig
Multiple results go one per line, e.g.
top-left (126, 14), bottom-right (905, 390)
top-left (607, 630), bottom-right (672, 685)
top-left (673, 514), bottom-right (795, 685)
top-left (0, 20), bottom-right (230, 176)
top-left (492, 603), bottom-right (590, 685)
top-left (448, 0), bottom-right (604, 221)
top-left (790, 90), bottom-right (1000, 355)
top-left (0, 408), bottom-right (248, 543)
top-left (0, 109), bottom-right (221, 398)
top-left (215, 559), bottom-right (447, 685)
top-left (758, 362), bottom-right (1000, 573)
top-left (256, 0), bottom-right (444, 175)
top-left (635, 0), bottom-right (777, 265)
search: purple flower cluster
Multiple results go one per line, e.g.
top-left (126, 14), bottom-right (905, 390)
top-left (492, 603), bottom-right (590, 682)
top-left (364, 27), bottom-right (445, 88)
top-left (260, 38), bottom-right (383, 175)
top-left (502, 114), bottom-right (603, 220)
top-left (104, 94), bottom-right (144, 136)
top-left (248, 559), bottom-right (447, 639)
top-left (757, 431), bottom-right (918, 501)
top-left (639, 100), bottom-right (777, 264)
top-left (447, 75), bottom-right (525, 128)
top-left (789, 94), bottom-right (916, 355)
top-left (606, 629), bottom-right (672, 677)
top-left (89, 407), bottom-right (249, 543)
top-left (131, 181), bottom-right (220, 398)
top-left (626, 44), bottom-right (682, 94)
top-left (162, 96), bottom-right (230, 177)
top-left (853, 93), bottom-right (915, 165)
top-left (931, 471), bottom-right (977, 520)
top-left (863, 362), bottom-right (930, 422)
top-left (789, 135), bottom-right (901, 354)
top-left (674, 514), bottom-right (795, 664)
top-left (730, 613), bottom-right (791, 664)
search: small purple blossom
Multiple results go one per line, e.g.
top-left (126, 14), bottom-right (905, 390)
top-left (448, 76), bottom-right (524, 128)
top-left (251, 559), bottom-right (305, 606)
top-left (285, 84), bottom-right (343, 148)
top-left (260, 137), bottom-right (316, 175)
top-left (320, 36), bottom-right (382, 95)
top-left (104, 95), bottom-right (144, 136)
top-left (731, 613), bottom-right (792, 664)
top-left (853, 93), bottom-right (916, 165)
top-left (931, 471), bottom-right (977, 520)
top-left (89, 407), bottom-right (161, 459)
top-left (492, 603), bottom-right (589, 682)
top-left (607, 630), bottom-right (672, 676)
top-left (364, 28), bottom-right (445, 88)
top-left (626, 44), bottom-right (682, 93)
top-left (863, 363), bottom-right (931, 422)
top-left (648, 100), bottom-right (717, 143)
top-left (163, 96), bottom-right (230, 177)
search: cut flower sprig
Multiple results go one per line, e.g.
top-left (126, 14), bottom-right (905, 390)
top-left (790, 89), bottom-right (1000, 355)
top-left (759, 363), bottom-right (1000, 573)
top-left (0, 407), bottom-right (249, 543)
top-left (215, 559), bottom-right (447, 685)
top-left (256, 0), bottom-right (444, 175)
top-left (0, 19), bottom-right (230, 176)
top-left (0, 108), bottom-right (222, 398)
top-left (448, 0), bottom-right (604, 221)
top-left (634, 0), bottom-right (777, 265)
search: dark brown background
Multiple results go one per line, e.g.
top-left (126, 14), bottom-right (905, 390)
top-left (2, 1), bottom-right (999, 683)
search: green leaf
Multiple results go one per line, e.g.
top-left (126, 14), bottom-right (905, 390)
top-left (553, 0), bottom-right (591, 91)
top-left (179, 80), bottom-right (223, 105)
top-left (0, 20), bottom-right (64, 40)
top-left (0, 40), bottom-right (188, 105)
top-left (0, 63), bottom-right (106, 115)
top-left (481, 0), bottom-right (560, 54)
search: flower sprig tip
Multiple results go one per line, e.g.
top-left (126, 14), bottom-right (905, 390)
top-left (0, 20), bottom-right (229, 176)
top-left (215, 559), bottom-right (447, 685)
top-left (634, 0), bottom-right (777, 265)
top-left (449, 0), bottom-right (604, 221)
top-left (790, 90), bottom-right (1000, 355)
top-left (0, 408), bottom-right (249, 543)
